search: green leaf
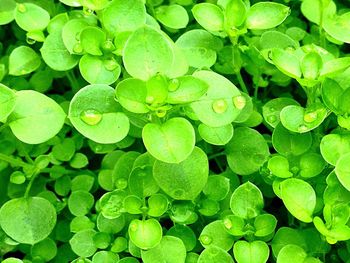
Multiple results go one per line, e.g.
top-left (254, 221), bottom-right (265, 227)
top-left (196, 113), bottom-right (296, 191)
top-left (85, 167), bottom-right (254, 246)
top-left (254, 214), bottom-right (278, 237)
top-left (280, 178), bottom-right (316, 223)
top-left (92, 251), bottom-right (119, 263)
top-left (324, 12), bottom-right (350, 44)
top-left (272, 123), bottom-right (313, 156)
top-left (175, 29), bottom-right (223, 69)
top-left (199, 220), bottom-right (234, 251)
top-left (128, 166), bottom-right (159, 197)
top-left (141, 236), bottom-right (186, 263)
top-left (69, 84), bottom-right (130, 144)
top-left (0, 0), bottom-right (16, 25)
top-left (68, 191), bottom-right (95, 216)
top-left (153, 146), bottom-right (208, 200)
top-left (115, 78), bottom-right (149, 114)
top-left (79, 55), bottom-right (121, 85)
top-left (262, 98), bottom-right (300, 128)
top-left (301, 0), bottom-right (336, 25)
top-left (335, 153), bottom-right (350, 192)
top-left (233, 240), bottom-right (269, 263)
top-left (226, 127), bottom-right (269, 175)
top-left (14, 3), bottom-right (50, 31)
top-left (270, 48), bottom-right (301, 78)
top-left (280, 104), bottom-right (328, 133)
top-left (230, 182), bottom-right (264, 219)
top-left (198, 123), bottom-right (234, 146)
top-left (300, 52), bottom-right (323, 80)
top-left (167, 76), bottom-right (208, 104)
top-left (142, 117), bottom-right (195, 163)
top-left (320, 133), bottom-right (350, 166)
top-left (245, 2), bottom-right (290, 30)
top-left (69, 229), bottom-right (97, 257)
top-left (268, 155), bottom-right (293, 178)
top-left (276, 244), bottom-right (307, 263)
top-left (7, 90), bottom-right (66, 144)
top-left (224, 0), bottom-right (247, 30)
top-left (320, 57), bottom-right (350, 77)
top-left (155, 5), bottom-right (189, 29)
top-left (9, 46), bottom-right (41, 76)
top-left (147, 194), bottom-right (168, 217)
top-left (41, 31), bottom-right (80, 71)
top-left (203, 175), bottom-right (230, 201)
top-left (62, 18), bottom-right (90, 54)
top-left (0, 84), bottom-right (16, 122)
top-left (198, 245), bottom-right (234, 263)
top-left (129, 219), bottom-right (162, 249)
top-left (123, 26), bottom-right (174, 80)
top-left (299, 153), bottom-right (325, 178)
top-left (192, 3), bottom-right (225, 33)
top-left (101, 0), bottom-right (146, 35)
top-left (166, 225), bottom-right (197, 251)
top-left (190, 70), bottom-right (242, 127)
top-left (80, 26), bottom-right (106, 56)
top-left (0, 197), bottom-right (57, 244)
top-left (31, 238), bottom-right (57, 261)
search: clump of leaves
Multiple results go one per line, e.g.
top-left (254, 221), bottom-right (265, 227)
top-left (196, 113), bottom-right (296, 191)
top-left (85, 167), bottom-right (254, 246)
top-left (0, 0), bottom-right (350, 262)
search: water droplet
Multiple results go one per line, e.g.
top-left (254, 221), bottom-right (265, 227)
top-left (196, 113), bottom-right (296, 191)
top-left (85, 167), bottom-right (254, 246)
top-left (285, 46), bottom-right (295, 53)
top-left (26, 36), bottom-right (36, 45)
top-left (146, 95), bottom-right (155, 104)
top-left (200, 235), bottom-right (212, 245)
top-left (212, 99), bottom-right (228, 114)
top-left (129, 222), bottom-right (138, 232)
top-left (83, 7), bottom-right (94, 16)
top-left (298, 124), bottom-right (308, 132)
top-left (116, 178), bottom-right (128, 190)
top-left (223, 218), bottom-right (232, 229)
top-left (80, 109), bottom-right (102, 126)
top-left (269, 107), bottom-right (276, 112)
top-left (17, 4), bottom-right (26, 13)
top-left (104, 59), bottom-right (119, 71)
top-left (73, 42), bottom-right (83, 54)
top-left (168, 79), bottom-right (180, 92)
top-left (267, 115), bottom-right (277, 123)
top-left (232, 95), bottom-right (246, 110)
top-left (303, 111), bottom-right (318, 123)
top-left (172, 189), bottom-right (185, 198)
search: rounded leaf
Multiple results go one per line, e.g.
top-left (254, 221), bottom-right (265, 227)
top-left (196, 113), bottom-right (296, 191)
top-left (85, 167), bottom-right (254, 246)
top-left (320, 133), bottom-right (350, 166)
top-left (0, 197), bottom-right (57, 244)
top-left (335, 153), bottom-right (350, 192)
top-left (280, 178), bottom-right (316, 223)
top-left (14, 3), bottom-right (50, 31)
top-left (0, 0), bottom-right (16, 25)
top-left (0, 84), bottom-right (16, 122)
top-left (8, 90), bottom-right (66, 144)
top-left (69, 84), bottom-right (129, 144)
top-left (9, 46), bottom-right (41, 76)
top-left (192, 3), bottom-right (224, 32)
top-left (128, 219), bottom-right (162, 250)
top-left (155, 4), bottom-right (189, 29)
top-left (233, 240), bottom-right (269, 263)
top-left (198, 245), bottom-right (234, 263)
top-left (142, 117), bottom-right (195, 163)
top-left (198, 123), bottom-right (234, 146)
top-left (153, 147), bottom-right (208, 200)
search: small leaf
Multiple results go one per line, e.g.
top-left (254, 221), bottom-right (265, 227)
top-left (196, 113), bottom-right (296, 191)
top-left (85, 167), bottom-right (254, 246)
top-left (14, 3), bottom-right (50, 31)
top-left (192, 3), bottom-right (224, 33)
top-left (335, 153), bottom-right (350, 192)
top-left (233, 240), bottom-right (269, 263)
top-left (153, 147), bottom-right (208, 200)
top-left (0, 0), bottom-right (16, 25)
top-left (324, 12), bottom-right (350, 44)
top-left (9, 46), bottom-right (41, 76)
top-left (142, 117), bottom-right (195, 163)
top-left (246, 2), bottom-right (290, 30)
top-left (0, 84), bottom-right (16, 122)
top-left (0, 197), bottom-right (57, 244)
top-left (198, 245), bottom-right (234, 263)
top-left (280, 178), bottom-right (316, 223)
top-left (199, 220), bottom-right (234, 251)
top-left (128, 219), bottom-right (162, 250)
top-left (155, 4), bottom-right (189, 29)
top-left (270, 48), bottom-right (301, 78)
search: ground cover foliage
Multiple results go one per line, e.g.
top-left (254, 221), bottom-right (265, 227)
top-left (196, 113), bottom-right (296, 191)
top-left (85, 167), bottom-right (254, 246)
top-left (0, 0), bottom-right (350, 262)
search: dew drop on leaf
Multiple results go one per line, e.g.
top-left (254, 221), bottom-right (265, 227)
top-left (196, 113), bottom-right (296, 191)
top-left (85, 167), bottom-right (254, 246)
top-left (303, 111), bottom-right (317, 123)
top-left (298, 124), bottom-right (308, 132)
top-left (200, 235), bottom-right (212, 245)
top-left (83, 7), bottom-right (94, 16)
top-left (223, 218), bottom-right (232, 229)
top-left (115, 178), bottom-right (128, 190)
top-left (80, 109), bottom-right (102, 126)
top-left (129, 221), bottom-right (138, 232)
top-left (168, 79), bottom-right (180, 92)
top-left (156, 109), bottom-right (167, 118)
top-left (232, 95), bottom-right (246, 110)
top-left (212, 99), bottom-right (228, 114)
top-left (26, 37), bottom-right (36, 45)
top-left (267, 115), bottom-right (277, 123)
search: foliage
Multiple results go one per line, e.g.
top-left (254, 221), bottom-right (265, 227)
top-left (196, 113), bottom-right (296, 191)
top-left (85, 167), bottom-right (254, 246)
top-left (0, 0), bottom-right (350, 262)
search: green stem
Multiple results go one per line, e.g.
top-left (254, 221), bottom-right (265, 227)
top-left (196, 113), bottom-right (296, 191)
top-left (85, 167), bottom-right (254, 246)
top-left (215, 158), bottom-right (225, 173)
top-left (24, 170), bottom-right (39, 198)
top-left (254, 84), bottom-right (259, 100)
top-left (318, 0), bottom-right (326, 48)
top-left (236, 70), bottom-right (249, 94)
top-left (208, 151), bottom-right (225, 160)
top-left (41, 167), bottom-right (76, 174)
top-left (66, 71), bottom-right (80, 92)
top-left (0, 152), bottom-right (32, 168)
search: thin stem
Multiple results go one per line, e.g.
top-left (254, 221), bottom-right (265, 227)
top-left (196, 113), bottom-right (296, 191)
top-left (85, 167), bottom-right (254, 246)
top-left (24, 170), bottom-right (39, 198)
top-left (215, 158), bottom-right (225, 173)
top-left (236, 70), bottom-right (249, 94)
top-left (18, 143), bottom-right (34, 164)
top-left (66, 71), bottom-right (80, 92)
top-left (318, 0), bottom-right (326, 48)
top-left (41, 167), bottom-right (77, 174)
top-left (0, 152), bottom-right (32, 168)
top-left (208, 151), bottom-right (225, 160)
top-left (254, 84), bottom-right (259, 100)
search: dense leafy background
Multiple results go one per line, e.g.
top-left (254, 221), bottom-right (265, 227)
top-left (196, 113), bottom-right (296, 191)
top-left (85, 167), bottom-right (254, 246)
top-left (0, 0), bottom-right (350, 262)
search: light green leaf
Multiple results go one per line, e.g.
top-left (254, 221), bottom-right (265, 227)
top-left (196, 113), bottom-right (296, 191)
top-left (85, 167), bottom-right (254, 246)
top-left (233, 240), bottom-right (269, 263)
top-left (198, 245), bottom-right (234, 263)
top-left (0, 0), bottom-right (16, 25)
top-left (14, 3), bottom-right (50, 31)
top-left (153, 147), bottom-right (208, 200)
top-left (0, 84), bottom-right (16, 122)
top-left (335, 153), bottom-right (350, 192)
top-left (155, 4), bottom-right (189, 29)
top-left (129, 219), bottom-right (162, 250)
top-left (9, 46), bottom-right (41, 76)
top-left (198, 123), bottom-right (234, 146)
top-left (192, 3), bottom-right (224, 32)
top-left (7, 90), bottom-right (66, 144)
top-left (0, 197), bottom-right (57, 244)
